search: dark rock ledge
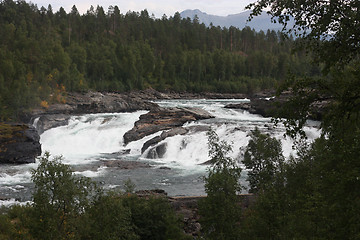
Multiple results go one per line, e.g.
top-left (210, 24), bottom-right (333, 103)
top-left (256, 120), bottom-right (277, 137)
top-left (123, 107), bottom-right (214, 145)
top-left (0, 123), bottom-right (41, 164)
top-left (225, 93), bottom-right (328, 121)
top-left (31, 91), bottom-right (160, 134)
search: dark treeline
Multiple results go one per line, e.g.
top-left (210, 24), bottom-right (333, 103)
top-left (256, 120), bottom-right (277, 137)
top-left (0, 0), bottom-right (318, 120)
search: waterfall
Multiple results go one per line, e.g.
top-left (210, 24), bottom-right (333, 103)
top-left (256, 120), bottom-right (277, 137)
top-left (0, 99), bottom-right (321, 203)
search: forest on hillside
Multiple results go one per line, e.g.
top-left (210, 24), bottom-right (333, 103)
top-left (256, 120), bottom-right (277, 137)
top-left (0, 0), bottom-right (320, 120)
top-left (0, 0), bottom-right (359, 239)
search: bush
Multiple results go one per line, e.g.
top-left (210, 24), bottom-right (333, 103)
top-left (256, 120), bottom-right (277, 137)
top-left (82, 192), bottom-right (139, 240)
top-left (123, 195), bottom-right (188, 240)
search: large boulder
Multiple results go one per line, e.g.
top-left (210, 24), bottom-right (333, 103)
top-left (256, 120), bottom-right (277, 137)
top-left (34, 114), bottom-right (71, 135)
top-left (0, 123), bottom-right (41, 164)
top-left (123, 107), bottom-right (213, 145)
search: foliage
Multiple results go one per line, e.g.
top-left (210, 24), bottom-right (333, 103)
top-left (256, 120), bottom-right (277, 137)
top-left (123, 178), bottom-right (136, 193)
top-left (199, 129), bottom-right (242, 240)
top-left (243, 127), bottom-right (285, 193)
top-left (81, 192), bottom-right (139, 240)
top-left (247, 0), bottom-right (360, 136)
top-left (239, 1), bottom-right (360, 239)
top-left (29, 152), bottom-right (98, 240)
top-left (0, 152), bottom-right (189, 239)
top-left (247, 0), bottom-right (360, 71)
top-left (2, 205), bottom-right (34, 240)
top-left (123, 195), bottom-right (188, 240)
top-left (242, 131), bottom-right (360, 239)
top-left (0, 0), bottom-right (320, 120)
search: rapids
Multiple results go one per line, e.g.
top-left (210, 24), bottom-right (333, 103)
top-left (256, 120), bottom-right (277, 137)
top-left (0, 99), bottom-right (320, 206)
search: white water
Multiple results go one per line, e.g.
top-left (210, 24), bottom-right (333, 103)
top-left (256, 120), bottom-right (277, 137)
top-left (0, 99), bottom-right (321, 205)
top-left (40, 111), bottom-right (148, 163)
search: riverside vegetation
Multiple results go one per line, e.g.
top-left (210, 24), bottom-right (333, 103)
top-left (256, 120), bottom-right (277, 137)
top-left (1, 0), bottom-right (360, 239)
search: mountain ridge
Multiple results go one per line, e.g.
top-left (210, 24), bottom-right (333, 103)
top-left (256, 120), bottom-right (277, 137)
top-left (180, 9), bottom-right (286, 32)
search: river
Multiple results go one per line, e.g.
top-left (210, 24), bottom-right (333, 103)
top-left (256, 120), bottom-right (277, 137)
top-left (0, 99), bottom-right (320, 206)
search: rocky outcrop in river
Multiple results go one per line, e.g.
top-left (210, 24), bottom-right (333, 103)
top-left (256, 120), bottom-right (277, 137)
top-left (225, 92), bottom-right (327, 121)
top-left (0, 123), bottom-right (41, 164)
top-left (31, 91), bottom-right (159, 134)
top-left (123, 107), bottom-right (214, 145)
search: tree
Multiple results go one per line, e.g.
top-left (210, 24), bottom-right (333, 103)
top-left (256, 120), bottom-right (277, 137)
top-left (247, 0), bottom-right (360, 136)
top-left (199, 129), bottom-right (242, 240)
top-left (123, 195), bottom-right (188, 240)
top-left (83, 192), bottom-right (139, 240)
top-left (241, 1), bottom-right (360, 239)
top-left (247, 0), bottom-right (360, 70)
top-left (29, 152), bottom-right (98, 240)
top-left (243, 127), bottom-right (285, 193)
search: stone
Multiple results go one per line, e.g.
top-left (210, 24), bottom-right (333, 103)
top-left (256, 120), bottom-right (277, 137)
top-left (141, 127), bottom-right (188, 153)
top-left (146, 143), bottom-right (167, 159)
top-left (34, 114), bottom-right (71, 134)
top-left (101, 159), bottom-right (151, 169)
top-left (0, 123), bottom-right (41, 164)
top-left (123, 107), bottom-right (213, 145)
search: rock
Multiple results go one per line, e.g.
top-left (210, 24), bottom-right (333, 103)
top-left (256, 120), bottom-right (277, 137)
top-left (199, 159), bottom-right (213, 165)
top-left (224, 99), bottom-right (276, 117)
top-left (142, 125), bottom-right (212, 160)
top-left (141, 127), bottom-right (188, 153)
top-left (108, 149), bottom-right (131, 156)
top-left (27, 91), bottom-right (160, 133)
top-left (101, 159), bottom-right (151, 169)
top-left (186, 125), bottom-right (211, 133)
top-left (66, 91), bottom-right (159, 114)
top-left (224, 91), bottom-right (328, 121)
top-left (159, 166), bottom-right (171, 170)
top-left (0, 123), bottom-right (41, 164)
top-left (123, 107), bottom-right (213, 145)
top-left (34, 114), bottom-right (71, 134)
top-left (146, 143), bottom-right (168, 159)
top-left (224, 102), bottom-right (252, 110)
top-left (135, 189), bottom-right (167, 198)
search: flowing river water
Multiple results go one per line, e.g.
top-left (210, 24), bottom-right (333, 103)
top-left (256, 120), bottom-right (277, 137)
top-left (0, 99), bottom-right (320, 206)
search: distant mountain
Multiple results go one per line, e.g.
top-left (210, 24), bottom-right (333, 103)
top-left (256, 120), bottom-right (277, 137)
top-left (180, 9), bottom-right (288, 32)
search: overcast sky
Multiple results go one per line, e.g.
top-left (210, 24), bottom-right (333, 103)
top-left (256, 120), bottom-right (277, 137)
top-left (28, 0), bottom-right (255, 18)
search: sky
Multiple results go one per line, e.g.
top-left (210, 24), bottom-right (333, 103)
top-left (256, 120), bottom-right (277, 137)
top-left (28, 0), bottom-right (256, 18)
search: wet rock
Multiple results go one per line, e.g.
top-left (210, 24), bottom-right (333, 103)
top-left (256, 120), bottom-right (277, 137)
top-left (159, 166), bottom-right (171, 170)
top-left (146, 143), bottom-right (168, 159)
top-left (101, 159), bottom-right (151, 169)
top-left (34, 114), bottom-right (71, 134)
top-left (141, 127), bottom-right (188, 153)
top-left (108, 149), bottom-right (131, 156)
top-left (224, 102), bottom-right (252, 110)
top-left (224, 99), bottom-right (275, 117)
top-left (225, 92), bottom-right (327, 121)
top-left (124, 107), bottom-right (213, 145)
top-left (0, 123), bottom-right (41, 164)
top-left (27, 91), bottom-right (160, 133)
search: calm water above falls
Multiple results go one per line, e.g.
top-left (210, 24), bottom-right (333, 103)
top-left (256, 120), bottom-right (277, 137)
top-left (0, 99), bottom-right (320, 206)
